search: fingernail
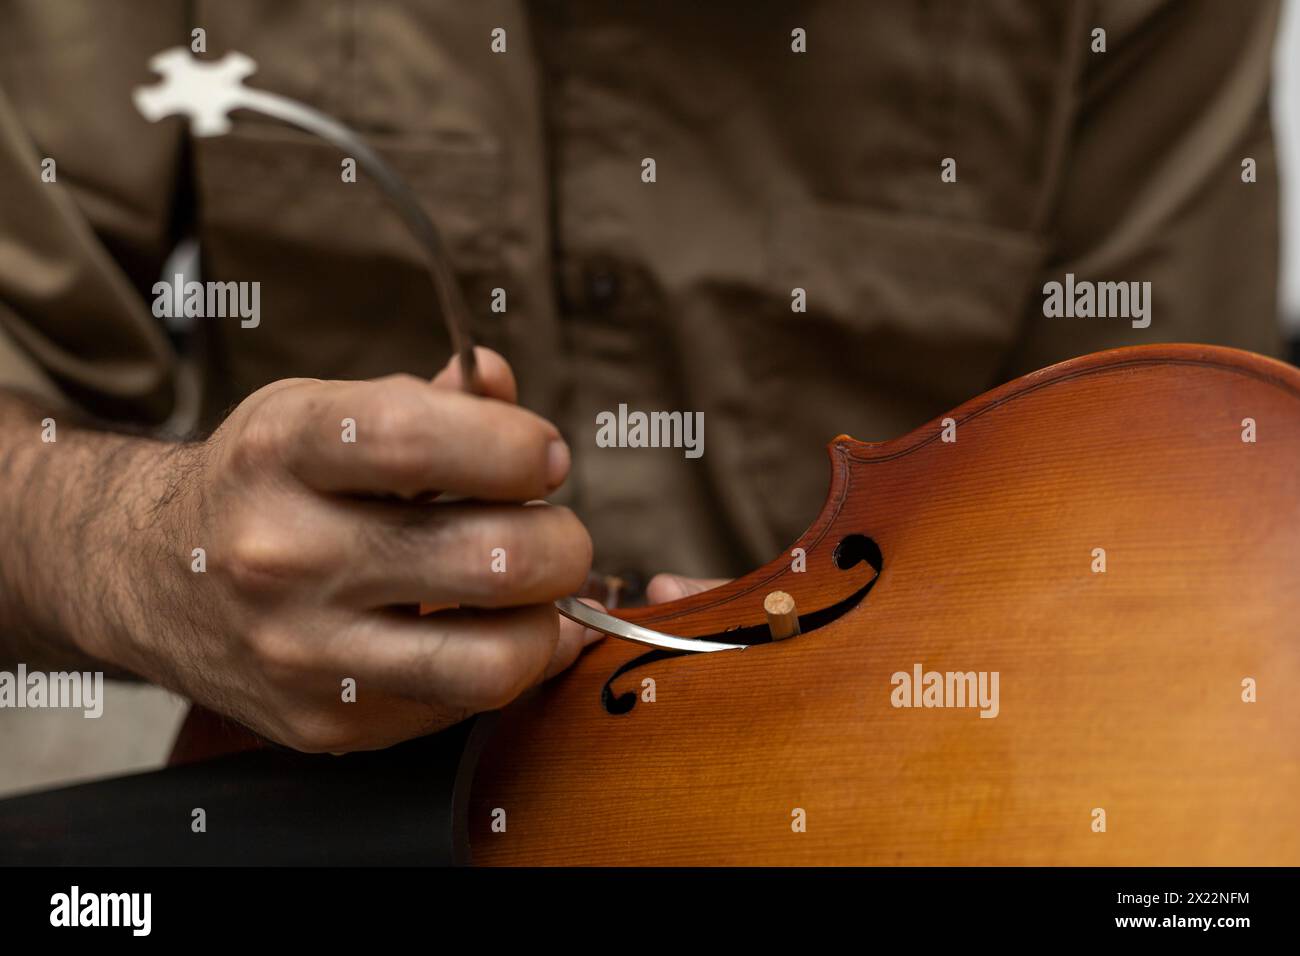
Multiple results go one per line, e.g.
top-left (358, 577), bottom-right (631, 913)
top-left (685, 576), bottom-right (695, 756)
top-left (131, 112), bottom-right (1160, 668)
top-left (546, 439), bottom-right (570, 489)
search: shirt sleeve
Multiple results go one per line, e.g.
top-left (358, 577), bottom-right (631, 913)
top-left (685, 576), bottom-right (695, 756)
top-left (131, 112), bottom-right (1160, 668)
top-left (0, 3), bottom-right (187, 423)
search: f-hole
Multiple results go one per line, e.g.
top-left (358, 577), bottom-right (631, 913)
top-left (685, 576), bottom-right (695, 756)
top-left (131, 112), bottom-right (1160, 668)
top-left (833, 533), bottom-right (882, 573)
top-left (600, 534), bottom-right (882, 714)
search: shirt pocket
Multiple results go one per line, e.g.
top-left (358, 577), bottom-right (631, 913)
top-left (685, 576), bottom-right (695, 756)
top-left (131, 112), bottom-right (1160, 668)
top-left (737, 199), bottom-right (1046, 546)
top-left (195, 123), bottom-right (504, 270)
top-left (191, 123), bottom-right (504, 414)
top-left (766, 199), bottom-right (1045, 361)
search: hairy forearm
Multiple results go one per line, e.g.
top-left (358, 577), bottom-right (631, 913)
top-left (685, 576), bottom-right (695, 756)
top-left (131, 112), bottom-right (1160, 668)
top-left (0, 387), bottom-right (191, 677)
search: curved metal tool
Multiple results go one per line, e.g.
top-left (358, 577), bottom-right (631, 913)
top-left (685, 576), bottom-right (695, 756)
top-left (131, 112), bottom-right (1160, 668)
top-left (133, 48), bottom-right (480, 392)
top-left (555, 597), bottom-right (746, 654)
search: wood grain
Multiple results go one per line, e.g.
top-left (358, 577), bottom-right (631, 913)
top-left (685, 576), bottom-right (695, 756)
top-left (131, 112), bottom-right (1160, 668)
top-left (469, 344), bottom-right (1300, 865)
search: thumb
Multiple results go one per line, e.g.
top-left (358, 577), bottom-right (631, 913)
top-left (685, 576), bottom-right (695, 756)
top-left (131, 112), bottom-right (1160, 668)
top-left (645, 573), bottom-right (731, 604)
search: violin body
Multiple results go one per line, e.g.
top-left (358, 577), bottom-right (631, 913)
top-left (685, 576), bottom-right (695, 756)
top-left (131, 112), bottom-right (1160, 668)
top-left (36, 342), bottom-right (1293, 867)
top-left (469, 344), bottom-right (1300, 865)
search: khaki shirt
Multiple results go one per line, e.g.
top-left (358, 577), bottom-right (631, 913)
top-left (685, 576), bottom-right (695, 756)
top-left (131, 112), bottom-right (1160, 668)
top-left (0, 0), bottom-right (1283, 583)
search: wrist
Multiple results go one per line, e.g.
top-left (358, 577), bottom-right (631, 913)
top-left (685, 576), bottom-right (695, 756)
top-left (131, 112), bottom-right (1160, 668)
top-left (72, 438), bottom-right (206, 680)
top-left (0, 406), bottom-right (198, 676)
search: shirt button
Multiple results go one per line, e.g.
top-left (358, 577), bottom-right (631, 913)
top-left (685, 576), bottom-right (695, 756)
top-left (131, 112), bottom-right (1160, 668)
top-left (583, 264), bottom-right (621, 312)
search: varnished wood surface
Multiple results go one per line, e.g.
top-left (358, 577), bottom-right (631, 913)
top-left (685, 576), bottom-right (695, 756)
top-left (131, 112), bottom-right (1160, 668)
top-left (469, 344), bottom-right (1300, 865)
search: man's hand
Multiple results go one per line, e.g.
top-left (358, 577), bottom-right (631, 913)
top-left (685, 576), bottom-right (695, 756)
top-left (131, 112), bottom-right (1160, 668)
top-left (0, 349), bottom-right (596, 752)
